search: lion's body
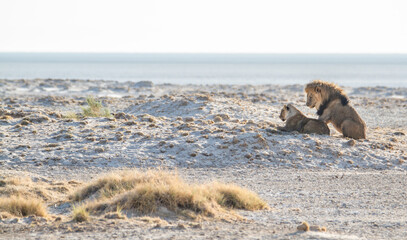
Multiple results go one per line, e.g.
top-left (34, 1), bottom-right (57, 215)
top-left (305, 80), bottom-right (366, 139)
top-left (278, 104), bottom-right (330, 135)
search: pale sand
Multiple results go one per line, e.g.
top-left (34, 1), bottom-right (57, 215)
top-left (0, 79), bottom-right (406, 239)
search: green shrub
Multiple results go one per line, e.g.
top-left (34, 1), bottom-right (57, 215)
top-left (82, 96), bottom-right (111, 118)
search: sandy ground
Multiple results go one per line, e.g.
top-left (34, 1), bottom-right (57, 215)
top-left (0, 79), bottom-right (407, 239)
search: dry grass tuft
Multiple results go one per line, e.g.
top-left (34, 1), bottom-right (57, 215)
top-left (63, 111), bottom-right (80, 120)
top-left (82, 96), bottom-right (112, 118)
top-left (69, 170), bottom-right (162, 201)
top-left (72, 204), bottom-right (90, 222)
top-left (71, 169), bottom-right (269, 220)
top-left (0, 177), bottom-right (50, 201)
top-left (0, 176), bottom-right (74, 202)
top-left (0, 175), bottom-right (82, 218)
top-left (0, 197), bottom-right (47, 217)
top-left (212, 182), bottom-right (269, 210)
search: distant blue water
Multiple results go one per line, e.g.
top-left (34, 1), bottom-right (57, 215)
top-left (1, 53), bottom-right (407, 87)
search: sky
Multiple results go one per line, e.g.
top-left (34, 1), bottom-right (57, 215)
top-left (0, 0), bottom-right (406, 53)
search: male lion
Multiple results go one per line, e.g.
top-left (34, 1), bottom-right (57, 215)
top-left (305, 80), bottom-right (366, 139)
top-left (278, 104), bottom-right (330, 135)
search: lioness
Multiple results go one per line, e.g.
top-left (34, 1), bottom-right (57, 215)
top-left (305, 80), bottom-right (366, 139)
top-left (278, 104), bottom-right (330, 135)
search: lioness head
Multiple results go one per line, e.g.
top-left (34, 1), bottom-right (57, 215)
top-left (279, 104), bottom-right (300, 121)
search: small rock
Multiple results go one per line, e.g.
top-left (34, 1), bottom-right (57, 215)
top-left (177, 223), bottom-right (187, 229)
top-left (23, 216), bottom-right (47, 224)
top-left (0, 115), bottom-right (13, 120)
top-left (105, 213), bottom-right (126, 220)
top-left (191, 223), bottom-right (202, 229)
top-left (180, 131), bottom-right (189, 136)
top-left (214, 114), bottom-right (230, 121)
top-left (20, 120), bottom-right (30, 125)
top-left (53, 133), bottom-right (74, 140)
top-left (139, 114), bottom-right (156, 123)
top-left (114, 112), bottom-right (127, 119)
top-left (124, 121), bottom-right (137, 126)
top-left (95, 147), bottom-right (105, 153)
top-left (195, 94), bottom-right (213, 101)
top-left (297, 222), bottom-right (309, 231)
top-left (347, 139), bottom-right (356, 146)
top-left (8, 218), bottom-right (19, 224)
top-left (104, 124), bottom-right (116, 129)
top-left (99, 139), bottom-right (109, 144)
top-left (310, 225), bottom-right (327, 232)
top-left (86, 136), bottom-right (96, 142)
top-left (393, 131), bottom-right (405, 136)
top-left (184, 117), bottom-right (195, 122)
top-left (152, 223), bottom-right (161, 229)
top-left (44, 143), bottom-right (59, 148)
top-left (15, 144), bottom-right (31, 149)
top-left (24, 114), bottom-right (50, 123)
top-left (79, 121), bottom-right (88, 125)
top-left (213, 116), bottom-right (222, 122)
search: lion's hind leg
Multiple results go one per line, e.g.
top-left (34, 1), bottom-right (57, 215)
top-left (341, 119), bottom-right (366, 139)
top-left (302, 120), bottom-right (330, 135)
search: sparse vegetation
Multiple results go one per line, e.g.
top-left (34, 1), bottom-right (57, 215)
top-left (0, 177), bottom-right (51, 201)
top-left (114, 205), bottom-right (126, 219)
top-left (0, 176), bottom-right (76, 218)
top-left (70, 169), bottom-right (269, 220)
top-left (82, 96), bottom-right (112, 118)
top-left (0, 197), bottom-right (47, 217)
top-left (212, 182), bottom-right (269, 210)
top-left (63, 96), bottom-right (112, 119)
top-left (63, 111), bottom-right (79, 120)
top-left (72, 204), bottom-right (90, 222)
top-left (70, 171), bottom-right (140, 202)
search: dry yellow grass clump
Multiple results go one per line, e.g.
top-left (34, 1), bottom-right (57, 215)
top-left (0, 177), bottom-right (50, 201)
top-left (0, 176), bottom-right (74, 202)
top-left (70, 169), bottom-right (269, 220)
top-left (0, 177), bottom-right (48, 217)
top-left (0, 197), bottom-right (47, 217)
top-left (72, 204), bottom-right (90, 222)
top-left (0, 176), bottom-right (77, 218)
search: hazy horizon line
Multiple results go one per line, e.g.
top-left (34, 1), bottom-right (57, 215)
top-left (2, 52), bottom-right (407, 55)
top-left (2, 52), bottom-right (407, 64)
